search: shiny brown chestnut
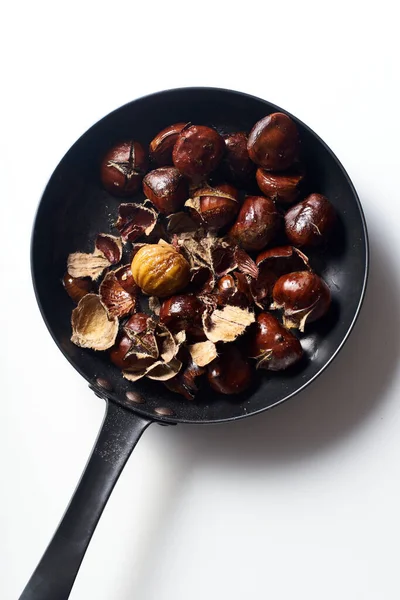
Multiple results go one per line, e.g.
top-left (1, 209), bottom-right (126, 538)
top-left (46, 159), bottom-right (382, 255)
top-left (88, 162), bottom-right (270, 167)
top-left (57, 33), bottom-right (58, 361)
top-left (160, 294), bottom-right (206, 341)
top-left (62, 272), bottom-right (93, 303)
top-left (285, 193), bottom-right (336, 247)
top-left (256, 168), bottom-right (305, 205)
top-left (229, 195), bottom-right (281, 251)
top-left (248, 313), bottom-right (303, 371)
top-left (110, 313), bottom-right (154, 370)
top-left (247, 113), bottom-right (300, 171)
top-left (149, 122), bottom-right (187, 166)
top-left (272, 271), bottom-right (331, 331)
top-left (100, 141), bottom-right (148, 196)
top-left (216, 273), bottom-right (251, 308)
top-left (186, 183), bottom-right (239, 230)
top-left (143, 167), bottom-right (188, 214)
top-left (172, 124), bottom-right (225, 179)
top-left (207, 346), bottom-right (252, 395)
top-left (221, 132), bottom-right (256, 184)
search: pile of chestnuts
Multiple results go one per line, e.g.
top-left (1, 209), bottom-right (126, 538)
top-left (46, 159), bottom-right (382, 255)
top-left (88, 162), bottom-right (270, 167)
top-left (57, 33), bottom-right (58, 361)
top-left (64, 112), bottom-right (337, 400)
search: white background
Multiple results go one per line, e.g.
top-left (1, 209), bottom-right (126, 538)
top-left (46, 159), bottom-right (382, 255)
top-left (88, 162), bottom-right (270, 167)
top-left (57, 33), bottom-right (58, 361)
top-left (2, 2), bottom-right (400, 599)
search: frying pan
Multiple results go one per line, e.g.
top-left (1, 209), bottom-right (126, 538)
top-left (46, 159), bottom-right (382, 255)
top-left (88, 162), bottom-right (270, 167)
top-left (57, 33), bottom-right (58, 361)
top-left (20, 87), bottom-right (368, 600)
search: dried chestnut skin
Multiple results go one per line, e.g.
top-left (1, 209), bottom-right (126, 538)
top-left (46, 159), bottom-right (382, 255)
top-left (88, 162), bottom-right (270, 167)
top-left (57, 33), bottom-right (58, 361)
top-left (188, 184), bottom-right (239, 230)
top-left (131, 244), bottom-right (190, 297)
top-left (249, 313), bottom-right (303, 371)
top-left (229, 195), bottom-right (281, 252)
top-left (143, 167), bottom-right (188, 214)
top-left (221, 132), bottom-right (255, 184)
top-left (149, 122), bottom-right (187, 166)
top-left (256, 168), bottom-right (304, 205)
top-left (247, 113), bottom-right (300, 171)
top-left (160, 295), bottom-right (206, 341)
top-left (285, 193), bottom-right (336, 247)
top-left (207, 346), bottom-right (252, 395)
top-left (272, 271), bottom-right (331, 329)
top-left (100, 141), bottom-right (148, 196)
top-left (173, 125), bottom-right (225, 179)
top-left (62, 273), bottom-right (92, 303)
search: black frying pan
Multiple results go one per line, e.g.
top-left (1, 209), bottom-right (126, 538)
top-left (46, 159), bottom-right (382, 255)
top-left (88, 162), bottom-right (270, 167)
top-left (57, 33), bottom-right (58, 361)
top-left (21, 87), bottom-right (368, 600)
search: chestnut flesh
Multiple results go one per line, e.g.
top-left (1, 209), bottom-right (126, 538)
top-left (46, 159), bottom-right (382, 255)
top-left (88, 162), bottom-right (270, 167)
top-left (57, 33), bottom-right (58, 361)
top-left (247, 113), bottom-right (299, 171)
top-left (160, 294), bottom-right (206, 341)
top-left (256, 168), bottom-right (305, 205)
top-left (229, 195), bottom-right (281, 251)
top-left (188, 183), bottom-right (239, 230)
top-left (100, 141), bottom-right (148, 196)
top-left (149, 122), bottom-right (187, 166)
top-left (249, 312), bottom-right (303, 371)
top-left (285, 193), bottom-right (336, 247)
top-left (221, 132), bottom-right (255, 184)
top-left (272, 271), bottom-right (331, 330)
top-left (207, 346), bottom-right (252, 395)
top-left (173, 124), bottom-right (225, 179)
top-left (143, 167), bottom-right (188, 215)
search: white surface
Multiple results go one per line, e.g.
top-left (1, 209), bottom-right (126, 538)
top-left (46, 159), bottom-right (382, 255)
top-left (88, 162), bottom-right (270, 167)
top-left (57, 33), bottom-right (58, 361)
top-left (2, 2), bottom-right (400, 599)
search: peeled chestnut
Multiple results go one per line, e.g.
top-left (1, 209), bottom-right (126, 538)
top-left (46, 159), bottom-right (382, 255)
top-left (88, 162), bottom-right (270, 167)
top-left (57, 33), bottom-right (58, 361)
top-left (143, 167), bottom-right (188, 214)
top-left (173, 124), bottom-right (225, 179)
top-left (247, 113), bottom-right (299, 171)
top-left (62, 272), bottom-right (92, 303)
top-left (256, 168), bottom-right (304, 205)
top-left (149, 122), bottom-right (187, 166)
top-left (221, 132), bottom-right (255, 184)
top-left (207, 346), bottom-right (252, 395)
top-left (272, 271), bottom-right (331, 331)
top-left (229, 195), bottom-right (281, 251)
top-left (100, 141), bottom-right (148, 196)
top-left (131, 244), bottom-right (190, 297)
top-left (160, 294), bottom-right (206, 341)
top-left (249, 313), bottom-right (303, 371)
top-left (186, 183), bottom-right (239, 230)
top-left (285, 193), bottom-right (336, 246)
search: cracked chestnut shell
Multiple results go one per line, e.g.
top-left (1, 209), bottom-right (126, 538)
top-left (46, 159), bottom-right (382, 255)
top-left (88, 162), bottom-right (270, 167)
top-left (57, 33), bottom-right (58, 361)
top-left (143, 167), bottom-right (188, 214)
top-left (149, 122), bottom-right (187, 166)
top-left (172, 125), bottom-right (225, 179)
top-left (229, 195), bottom-right (281, 251)
top-left (247, 113), bottom-right (300, 171)
top-left (187, 183), bottom-right (239, 230)
top-left (221, 132), bottom-right (255, 184)
top-left (249, 313), bottom-right (303, 371)
top-left (256, 168), bottom-right (304, 205)
top-left (62, 273), bottom-right (93, 303)
top-left (272, 271), bottom-right (331, 330)
top-left (100, 141), bottom-right (148, 196)
top-left (160, 294), bottom-right (206, 341)
top-left (131, 244), bottom-right (190, 297)
top-left (110, 314), bottom-right (154, 370)
top-left (207, 346), bottom-right (252, 395)
top-left (285, 193), bottom-right (336, 246)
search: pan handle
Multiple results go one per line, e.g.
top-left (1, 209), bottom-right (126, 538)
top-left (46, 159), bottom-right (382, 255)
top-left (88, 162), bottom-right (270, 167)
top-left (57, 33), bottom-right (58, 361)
top-left (19, 400), bottom-right (152, 600)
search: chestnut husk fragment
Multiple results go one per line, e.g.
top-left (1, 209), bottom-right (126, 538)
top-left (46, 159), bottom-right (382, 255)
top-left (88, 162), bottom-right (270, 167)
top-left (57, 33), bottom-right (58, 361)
top-left (99, 270), bottom-right (137, 318)
top-left (202, 304), bottom-right (255, 343)
top-left (71, 294), bottom-right (118, 351)
top-left (110, 333), bottom-right (155, 372)
top-left (149, 122), bottom-right (187, 166)
top-left (248, 312), bottom-right (303, 371)
top-left (116, 203), bottom-right (158, 243)
top-left (187, 341), bottom-right (218, 367)
top-left (221, 132), bottom-right (256, 184)
top-left (207, 346), bottom-right (252, 395)
top-left (143, 167), bottom-right (188, 215)
top-left (272, 271), bottom-right (331, 331)
top-left (284, 193), bottom-right (336, 247)
top-left (100, 141), bottom-right (148, 196)
top-left (256, 168), bottom-right (305, 205)
top-left (62, 273), bottom-right (93, 303)
top-left (247, 112), bottom-right (300, 171)
top-left (229, 195), bottom-right (281, 252)
top-left (67, 250), bottom-right (111, 281)
top-left (165, 211), bottom-right (198, 235)
top-left (173, 124), bottom-right (225, 179)
top-left (95, 234), bottom-right (123, 264)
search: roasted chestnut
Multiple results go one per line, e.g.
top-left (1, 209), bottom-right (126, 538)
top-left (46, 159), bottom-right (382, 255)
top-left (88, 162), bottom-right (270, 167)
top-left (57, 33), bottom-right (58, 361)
top-left (186, 183), bottom-right (239, 230)
top-left (160, 294), bottom-right (206, 341)
top-left (173, 124), bottom-right (225, 179)
top-left (229, 195), bottom-right (281, 251)
top-left (247, 113), bottom-right (299, 171)
top-left (221, 132), bottom-right (255, 184)
top-left (100, 141), bottom-right (148, 196)
top-left (207, 346), bottom-right (252, 395)
top-left (256, 168), bottom-right (304, 205)
top-left (131, 244), bottom-right (190, 297)
top-left (248, 313), bottom-right (303, 370)
top-left (272, 271), bottom-right (331, 331)
top-left (285, 193), bottom-right (336, 246)
top-left (165, 353), bottom-right (205, 400)
top-left (110, 314), bottom-right (154, 371)
top-left (216, 273), bottom-right (250, 308)
top-left (149, 122), bottom-right (187, 166)
top-left (143, 167), bottom-right (188, 215)
top-left (62, 272), bottom-right (93, 303)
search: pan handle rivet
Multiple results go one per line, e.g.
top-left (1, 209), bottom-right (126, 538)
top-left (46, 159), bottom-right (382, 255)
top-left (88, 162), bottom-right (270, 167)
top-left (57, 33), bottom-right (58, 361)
top-left (96, 377), bottom-right (113, 391)
top-left (125, 391), bottom-right (145, 404)
top-left (154, 406), bottom-right (175, 417)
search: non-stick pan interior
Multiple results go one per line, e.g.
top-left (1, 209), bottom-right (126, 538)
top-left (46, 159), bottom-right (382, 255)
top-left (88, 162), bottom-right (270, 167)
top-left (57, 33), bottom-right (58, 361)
top-left (31, 88), bottom-right (368, 424)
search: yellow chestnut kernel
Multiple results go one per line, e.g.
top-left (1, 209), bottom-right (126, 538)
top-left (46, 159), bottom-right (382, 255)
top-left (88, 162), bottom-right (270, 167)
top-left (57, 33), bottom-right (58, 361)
top-left (131, 244), bottom-right (190, 297)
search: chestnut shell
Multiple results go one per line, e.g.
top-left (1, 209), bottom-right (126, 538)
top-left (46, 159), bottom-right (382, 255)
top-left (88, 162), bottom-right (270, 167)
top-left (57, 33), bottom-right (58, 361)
top-left (249, 312), bottom-right (303, 371)
top-left (285, 193), bottom-right (336, 246)
top-left (247, 113), bottom-right (300, 171)
top-left (229, 195), bottom-right (281, 252)
top-left (173, 125), bottom-right (225, 179)
top-left (189, 183), bottom-right (239, 230)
